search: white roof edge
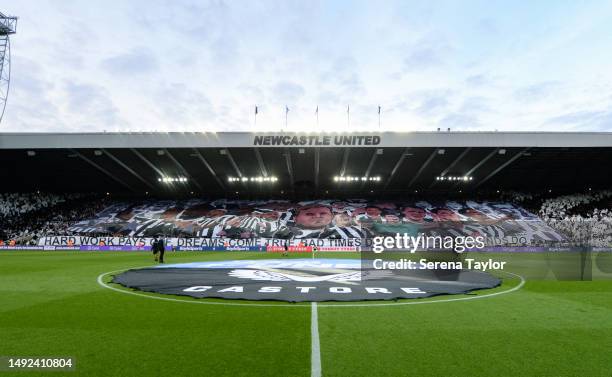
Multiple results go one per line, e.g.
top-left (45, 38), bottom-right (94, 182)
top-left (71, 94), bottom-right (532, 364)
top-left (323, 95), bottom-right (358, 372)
top-left (0, 131), bottom-right (611, 149)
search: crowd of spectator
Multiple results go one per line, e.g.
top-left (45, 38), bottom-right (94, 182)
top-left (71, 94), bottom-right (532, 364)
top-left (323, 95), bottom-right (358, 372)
top-left (0, 192), bottom-right (81, 218)
top-left (0, 193), bottom-right (109, 245)
top-left (0, 191), bottom-right (611, 248)
top-left (538, 191), bottom-right (612, 247)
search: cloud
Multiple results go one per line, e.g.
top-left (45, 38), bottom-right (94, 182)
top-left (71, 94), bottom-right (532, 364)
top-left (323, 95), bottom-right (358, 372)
top-left (514, 81), bottom-right (562, 103)
top-left (316, 90), bottom-right (342, 107)
top-left (465, 74), bottom-right (489, 87)
top-left (63, 81), bottom-right (122, 128)
top-left (2, 56), bottom-right (60, 130)
top-left (153, 82), bottom-right (216, 127)
top-left (476, 18), bottom-right (499, 35)
top-left (415, 94), bottom-right (449, 116)
top-left (403, 47), bottom-right (442, 71)
top-left (459, 96), bottom-right (492, 115)
top-left (272, 81), bottom-right (305, 104)
top-left (5, 1), bottom-right (612, 133)
top-left (100, 48), bottom-right (159, 76)
top-left (545, 109), bottom-right (612, 131)
top-left (438, 112), bottom-right (481, 130)
top-left (134, 0), bottom-right (228, 42)
top-left (402, 33), bottom-right (452, 72)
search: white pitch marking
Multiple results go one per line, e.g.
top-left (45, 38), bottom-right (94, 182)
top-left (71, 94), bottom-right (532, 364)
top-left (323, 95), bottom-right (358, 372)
top-left (96, 267), bottom-right (525, 308)
top-left (96, 266), bottom-right (308, 308)
top-left (318, 271), bottom-right (525, 307)
top-left (311, 302), bottom-right (321, 377)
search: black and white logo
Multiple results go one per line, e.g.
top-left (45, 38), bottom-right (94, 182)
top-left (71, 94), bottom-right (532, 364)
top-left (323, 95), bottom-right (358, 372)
top-left (112, 259), bottom-right (500, 302)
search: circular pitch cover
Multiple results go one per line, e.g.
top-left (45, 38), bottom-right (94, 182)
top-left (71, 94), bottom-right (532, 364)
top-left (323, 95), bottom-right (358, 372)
top-left (112, 259), bottom-right (501, 302)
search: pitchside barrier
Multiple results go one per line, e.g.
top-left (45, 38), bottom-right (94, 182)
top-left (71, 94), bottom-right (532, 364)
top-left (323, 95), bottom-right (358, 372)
top-left (2, 244), bottom-right (609, 252)
top-left (0, 245), bottom-right (357, 252)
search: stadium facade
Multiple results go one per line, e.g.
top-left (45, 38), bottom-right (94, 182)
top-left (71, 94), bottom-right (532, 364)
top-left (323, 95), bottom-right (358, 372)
top-left (1, 131), bottom-right (610, 251)
top-left (1, 131), bottom-right (611, 195)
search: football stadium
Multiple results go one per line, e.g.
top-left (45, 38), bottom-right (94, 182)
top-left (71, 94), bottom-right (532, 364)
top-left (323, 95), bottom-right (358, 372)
top-left (2, 3), bottom-right (612, 377)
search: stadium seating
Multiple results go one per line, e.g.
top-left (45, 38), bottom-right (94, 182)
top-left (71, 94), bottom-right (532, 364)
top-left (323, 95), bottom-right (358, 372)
top-left (2, 192), bottom-right (610, 247)
top-left (538, 191), bottom-right (612, 247)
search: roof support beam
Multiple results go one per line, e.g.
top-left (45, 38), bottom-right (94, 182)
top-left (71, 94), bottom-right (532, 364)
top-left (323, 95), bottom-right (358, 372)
top-left (429, 147), bottom-right (471, 188)
top-left (192, 148), bottom-right (225, 190)
top-left (361, 149), bottom-right (379, 188)
top-left (131, 148), bottom-right (164, 177)
top-left (223, 149), bottom-right (243, 178)
top-left (314, 148), bottom-right (320, 190)
top-left (339, 149), bottom-right (350, 176)
top-left (475, 148), bottom-right (530, 188)
top-left (408, 149), bottom-right (438, 188)
top-left (384, 148), bottom-right (410, 188)
top-left (465, 148), bottom-right (498, 177)
top-left (254, 148), bottom-right (268, 177)
top-left (284, 149), bottom-right (294, 186)
top-left (164, 149), bottom-right (203, 191)
top-left (71, 149), bottom-right (135, 192)
top-left (452, 148), bottom-right (499, 188)
top-left (102, 149), bottom-right (155, 190)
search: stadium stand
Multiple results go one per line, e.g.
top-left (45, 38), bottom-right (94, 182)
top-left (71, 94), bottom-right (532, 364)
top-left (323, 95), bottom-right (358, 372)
top-left (1, 191), bottom-right (610, 248)
top-left (0, 193), bottom-right (109, 245)
top-left (0, 192), bottom-right (78, 218)
top-left (539, 191), bottom-right (612, 247)
top-left (1, 132), bottom-right (610, 248)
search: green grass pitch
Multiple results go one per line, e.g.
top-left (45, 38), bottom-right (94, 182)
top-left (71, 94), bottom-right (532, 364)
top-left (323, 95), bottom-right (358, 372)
top-left (1, 251), bottom-right (611, 376)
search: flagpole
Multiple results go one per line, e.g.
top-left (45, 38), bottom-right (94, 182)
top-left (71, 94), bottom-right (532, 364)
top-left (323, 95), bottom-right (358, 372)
top-left (316, 106), bottom-right (319, 130)
top-left (285, 105), bottom-right (289, 131)
top-left (378, 105), bottom-right (381, 129)
top-left (254, 106), bottom-right (258, 128)
top-left (347, 105), bottom-right (350, 128)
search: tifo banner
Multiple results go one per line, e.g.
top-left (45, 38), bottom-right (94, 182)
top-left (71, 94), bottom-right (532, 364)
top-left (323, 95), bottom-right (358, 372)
top-left (63, 199), bottom-right (564, 246)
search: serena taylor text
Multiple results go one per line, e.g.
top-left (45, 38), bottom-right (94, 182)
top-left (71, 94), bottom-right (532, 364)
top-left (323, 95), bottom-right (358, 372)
top-left (373, 258), bottom-right (507, 272)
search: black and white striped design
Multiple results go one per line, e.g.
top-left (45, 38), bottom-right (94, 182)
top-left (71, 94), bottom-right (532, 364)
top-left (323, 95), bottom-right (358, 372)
top-left (322, 225), bottom-right (369, 239)
top-left (463, 223), bottom-right (506, 238)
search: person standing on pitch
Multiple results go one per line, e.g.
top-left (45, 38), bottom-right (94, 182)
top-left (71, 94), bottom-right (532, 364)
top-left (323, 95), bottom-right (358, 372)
top-left (311, 245), bottom-right (318, 259)
top-left (157, 235), bottom-right (165, 263)
top-left (152, 235), bottom-right (159, 262)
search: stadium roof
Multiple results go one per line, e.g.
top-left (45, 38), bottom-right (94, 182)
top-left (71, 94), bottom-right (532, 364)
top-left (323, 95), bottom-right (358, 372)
top-left (2, 131), bottom-right (612, 149)
top-left (1, 131), bottom-right (611, 196)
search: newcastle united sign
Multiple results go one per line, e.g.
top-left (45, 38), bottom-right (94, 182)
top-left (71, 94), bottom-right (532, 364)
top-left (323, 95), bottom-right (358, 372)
top-left (253, 134), bottom-right (381, 147)
top-left (112, 259), bottom-right (500, 302)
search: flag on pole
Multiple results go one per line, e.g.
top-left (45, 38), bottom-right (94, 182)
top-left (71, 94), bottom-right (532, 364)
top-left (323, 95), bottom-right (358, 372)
top-left (347, 105), bottom-right (350, 127)
top-left (315, 106), bottom-right (318, 115)
top-left (284, 105), bottom-right (289, 131)
top-left (255, 106), bottom-right (258, 115)
top-left (378, 105), bottom-right (381, 114)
